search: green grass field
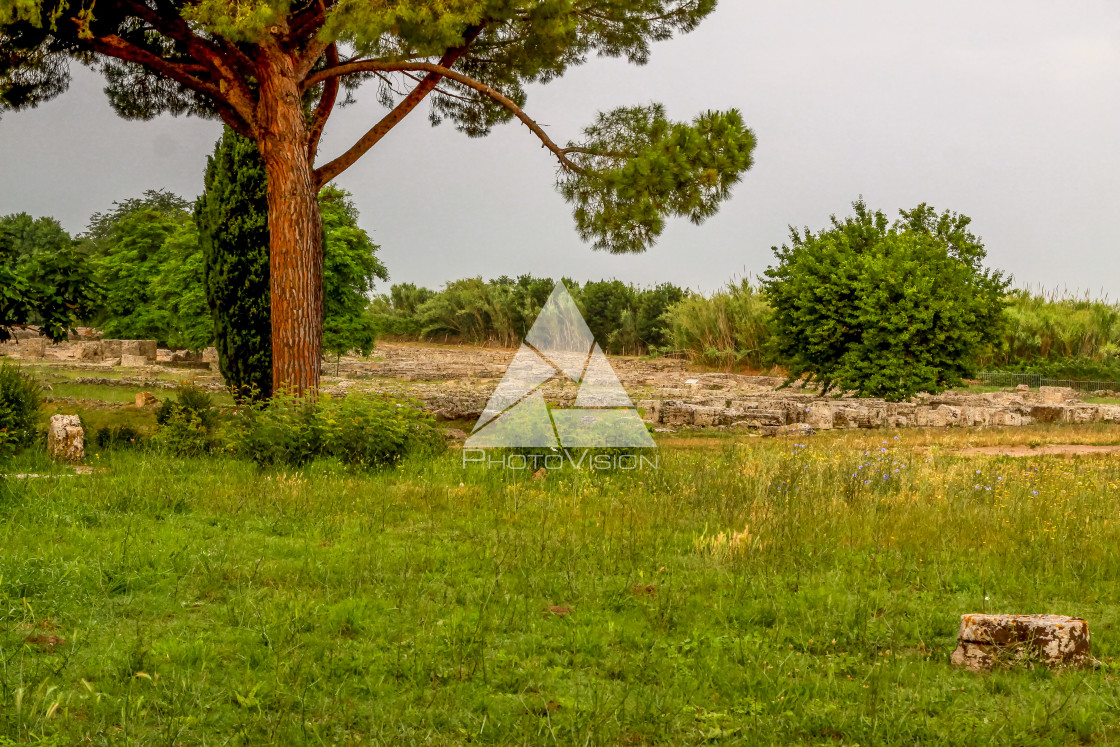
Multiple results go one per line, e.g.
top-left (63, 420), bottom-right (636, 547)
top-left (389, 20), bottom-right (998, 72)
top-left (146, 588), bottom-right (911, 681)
top-left (4, 421), bottom-right (1120, 745)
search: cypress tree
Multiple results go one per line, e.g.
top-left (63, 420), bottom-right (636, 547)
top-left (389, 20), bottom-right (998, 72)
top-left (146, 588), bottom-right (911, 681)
top-left (197, 128), bottom-right (272, 400)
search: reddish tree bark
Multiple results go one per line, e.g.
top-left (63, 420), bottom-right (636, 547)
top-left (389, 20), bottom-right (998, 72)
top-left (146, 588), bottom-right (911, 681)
top-left (258, 50), bottom-right (324, 395)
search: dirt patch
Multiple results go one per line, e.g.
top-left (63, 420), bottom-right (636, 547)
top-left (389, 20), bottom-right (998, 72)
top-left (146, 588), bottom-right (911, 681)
top-left (955, 444), bottom-right (1120, 457)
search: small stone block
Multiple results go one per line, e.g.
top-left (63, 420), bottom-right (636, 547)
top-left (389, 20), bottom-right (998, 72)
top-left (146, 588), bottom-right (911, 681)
top-left (47, 414), bottom-right (84, 463)
top-left (951, 614), bottom-right (1092, 671)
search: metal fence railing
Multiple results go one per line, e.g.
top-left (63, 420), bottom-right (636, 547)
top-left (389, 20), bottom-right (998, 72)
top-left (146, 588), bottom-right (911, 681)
top-left (975, 371), bottom-right (1120, 393)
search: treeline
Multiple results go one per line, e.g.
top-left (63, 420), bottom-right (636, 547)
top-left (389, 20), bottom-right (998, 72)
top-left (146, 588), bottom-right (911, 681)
top-left (0, 187), bottom-right (385, 355)
top-left (369, 276), bottom-right (686, 355)
top-left (10, 192), bottom-right (1120, 383)
top-left (371, 276), bottom-right (1120, 380)
top-left (668, 284), bottom-right (1120, 379)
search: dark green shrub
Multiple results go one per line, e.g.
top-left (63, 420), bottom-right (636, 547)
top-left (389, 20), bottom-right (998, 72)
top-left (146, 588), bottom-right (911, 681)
top-left (762, 200), bottom-right (1008, 400)
top-left (156, 385), bottom-right (217, 430)
top-left (322, 395), bottom-right (444, 470)
top-left (151, 412), bottom-right (216, 457)
top-left (94, 424), bottom-right (145, 449)
top-left (235, 392), bottom-right (442, 470)
top-left (234, 391), bottom-right (324, 467)
top-left (0, 363), bottom-right (42, 453)
top-left (153, 384), bottom-right (219, 455)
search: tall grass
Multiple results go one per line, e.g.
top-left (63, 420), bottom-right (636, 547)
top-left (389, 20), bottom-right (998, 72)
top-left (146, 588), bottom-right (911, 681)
top-left (984, 288), bottom-right (1120, 367)
top-left (665, 283), bottom-right (1120, 378)
top-left (5, 427), bottom-right (1120, 743)
top-left (665, 278), bottom-right (773, 371)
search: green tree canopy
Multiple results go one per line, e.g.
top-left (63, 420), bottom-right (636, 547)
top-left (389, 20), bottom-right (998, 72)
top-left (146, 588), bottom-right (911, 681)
top-left (762, 200), bottom-right (1009, 401)
top-left (0, 0), bottom-right (757, 393)
top-left (87, 182), bottom-right (387, 358)
top-left (87, 191), bottom-right (212, 349)
top-left (320, 185), bottom-right (388, 360)
top-left (0, 212), bottom-right (99, 341)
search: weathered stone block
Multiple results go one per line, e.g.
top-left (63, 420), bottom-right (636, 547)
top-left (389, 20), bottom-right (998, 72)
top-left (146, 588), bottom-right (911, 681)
top-left (79, 341), bottom-right (103, 361)
top-left (691, 406), bottom-right (727, 427)
top-left (1097, 405), bottom-right (1120, 423)
top-left (121, 340), bottom-right (158, 360)
top-left (988, 410), bottom-right (1023, 427)
top-left (135, 391), bottom-right (160, 407)
top-left (16, 337), bottom-right (46, 358)
top-left (917, 405), bottom-right (961, 427)
top-left (951, 614), bottom-right (1092, 671)
top-left (47, 414), bottom-right (84, 462)
top-left (1040, 386), bottom-right (1074, 404)
top-left (1030, 405), bottom-right (1065, 424)
top-left (101, 339), bottom-right (123, 358)
top-left (729, 409), bottom-right (786, 427)
top-left (834, 405), bottom-right (884, 429)
top-left (636, 400), bottom-right (660, 423)
top-left (660, 401), bottom-right (695, 427)
top-left (120, 354), bottom-right (150, 368)
top-left (1066, 405), bottom-right (1099, 424)
top-left (806, 402), bottom-right (834, 430)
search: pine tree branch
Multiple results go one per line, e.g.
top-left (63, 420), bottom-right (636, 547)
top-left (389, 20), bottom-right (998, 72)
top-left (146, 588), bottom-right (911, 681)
top-left (311, 25), bottom-right (486, 186)
top-left (88, 34), bottom-right (257, 138)
top-left (98, 0), bottom-right (259, 133)
top-left (311, 57), bottom-right (583, 186)
top-left (307, 42), bottom-right (339, 166)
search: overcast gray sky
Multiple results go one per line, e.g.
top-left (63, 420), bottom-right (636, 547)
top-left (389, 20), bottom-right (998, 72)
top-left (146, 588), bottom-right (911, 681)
top-left (2, 1), bottom-right (1118, 296)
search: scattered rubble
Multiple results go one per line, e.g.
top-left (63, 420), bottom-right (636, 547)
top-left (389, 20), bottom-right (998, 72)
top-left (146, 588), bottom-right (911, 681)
top-left (135, 391), bottom-right (161, 407)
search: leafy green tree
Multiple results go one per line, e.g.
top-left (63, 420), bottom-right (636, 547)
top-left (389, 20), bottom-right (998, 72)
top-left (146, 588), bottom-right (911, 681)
top-left (0, 0), bottom-right (757, 393)
top-left (321, 185), bottom-right (388, 361)
top-left (0, 215), bottom-right (85, 340)
top-left (0, 213), bottom-right (99, 342)
top-left (368, 283), bottom-right (436, 338)
top-left (636, 282), bottom-right (686, 351)
top-left (762, 201), bottom-right (1009, 400)
top-left (197, 128), bottom-right (273, 399)
top-left (576, 280), bottom-right (637, 353)
top-left (87, 191), bottom-right (211, 348)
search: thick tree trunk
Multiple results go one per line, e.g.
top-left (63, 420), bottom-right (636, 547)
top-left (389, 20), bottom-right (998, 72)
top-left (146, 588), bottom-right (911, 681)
top-left (258, 53), bottom-right (324, 395)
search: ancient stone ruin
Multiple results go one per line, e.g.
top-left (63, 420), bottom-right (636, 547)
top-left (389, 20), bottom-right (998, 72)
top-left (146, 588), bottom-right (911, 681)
top-left (46, 414), bottom-right (84, 462)
top-left (634, 385), bottom-right (1120, 433)
top-left (951, 614), bottom-right (1093, 671)
top-left (0, 326), bottom-right (217, 370)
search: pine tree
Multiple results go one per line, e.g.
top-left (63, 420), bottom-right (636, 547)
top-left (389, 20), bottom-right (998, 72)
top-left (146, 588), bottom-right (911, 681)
top-left (1, 1), bottom-right (756, 394)
top-left (197, 130), bottom-right (389, 396)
